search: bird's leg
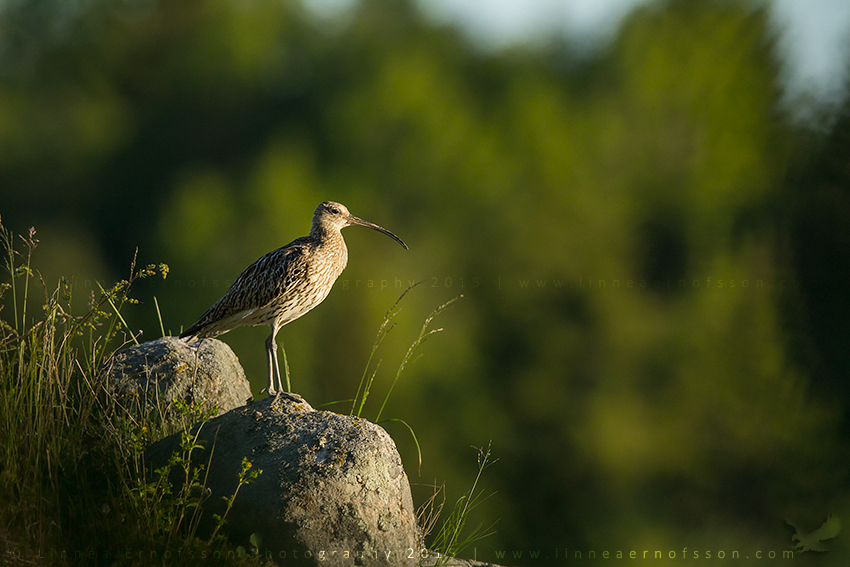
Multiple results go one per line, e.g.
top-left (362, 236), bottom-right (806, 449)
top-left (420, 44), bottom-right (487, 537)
top-left (279, 338), bottom-right (291, 393)
top-left (266, 330), bottom-right (281, 397)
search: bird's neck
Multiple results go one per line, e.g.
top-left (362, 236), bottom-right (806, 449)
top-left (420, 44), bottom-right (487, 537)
top-left (309, 226), bottom-right (349, 277)
top-left (310, 226), bottom-right (345, 248)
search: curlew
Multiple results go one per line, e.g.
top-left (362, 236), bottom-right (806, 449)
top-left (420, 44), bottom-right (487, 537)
top-left (180, 201), bottom-right (407, 396)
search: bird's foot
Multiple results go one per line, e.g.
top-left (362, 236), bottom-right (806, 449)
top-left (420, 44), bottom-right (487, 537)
top-left (273, 391), bottom-right (301, 404)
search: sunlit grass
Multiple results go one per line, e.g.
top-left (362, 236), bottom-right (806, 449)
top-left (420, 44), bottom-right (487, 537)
top-left (345, 284), bottom-right (497, 563)
top-left (428, 442), bottom-right (498, 566)
top-left (0, 221), bottom-right (266, 566)
top-left (345, 282), bottom-right (461, 475)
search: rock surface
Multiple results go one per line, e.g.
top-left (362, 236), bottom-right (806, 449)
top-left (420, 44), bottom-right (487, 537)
top-left (145, 394), bottom-right (421, 566)
top-left (421, 552), bottom-right (506, 567)
top-left (103, 336), bottom-right (252, 422)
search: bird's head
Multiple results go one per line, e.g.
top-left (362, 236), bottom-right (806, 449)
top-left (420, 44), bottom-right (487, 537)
top-left (313, 201), bottom-right (408, 250)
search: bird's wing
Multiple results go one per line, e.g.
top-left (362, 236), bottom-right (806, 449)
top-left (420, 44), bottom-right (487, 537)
top-left (181, 242), bottom-right (309, 337)
top-left (226, 243), bottom-right (306, 309)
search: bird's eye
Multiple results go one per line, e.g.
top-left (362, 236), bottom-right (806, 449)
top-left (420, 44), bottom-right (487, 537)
top-left (329, 207), bottom-right (340, 215)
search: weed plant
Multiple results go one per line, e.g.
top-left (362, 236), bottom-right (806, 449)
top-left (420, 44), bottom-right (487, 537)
top-left (0, 221), bottom-right (267, 566)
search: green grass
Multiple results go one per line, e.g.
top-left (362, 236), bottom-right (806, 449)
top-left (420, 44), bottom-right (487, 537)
top-left (344, 284), bottom-right (497, 563)
top-left (0, 221), bottom-right (268, 566)
top-left (345, 283), bottom-right (462, 475)
top-left (428, 443), bottom-right (498, 566)
top-left (0, 221), bottom-right (495, 565)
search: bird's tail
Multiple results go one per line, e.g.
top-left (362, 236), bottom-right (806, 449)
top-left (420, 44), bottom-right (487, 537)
top-left (180, 318), bottom-right (225, 341)
top-left (179, 322), bottom-right (204, 341)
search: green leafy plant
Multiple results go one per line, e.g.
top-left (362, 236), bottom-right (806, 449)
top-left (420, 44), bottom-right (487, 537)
top-left (210, 457), bottom-right (263, 542)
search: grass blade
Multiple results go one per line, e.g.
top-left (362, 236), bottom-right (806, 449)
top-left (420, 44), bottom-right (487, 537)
top-left (96, 280), bottom-right (140, 346)
top-left (380, 417), bottom-right (423, 475)
top-left (375, 294), bottom-right (461, 423)
top-left (154, 296), bottom-right (166, 338)
top-left (351, 283), bottom-right (417, 416)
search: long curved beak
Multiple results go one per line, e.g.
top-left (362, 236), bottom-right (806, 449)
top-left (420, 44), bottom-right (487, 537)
top-left (349, 215), bottom-right (409, 250)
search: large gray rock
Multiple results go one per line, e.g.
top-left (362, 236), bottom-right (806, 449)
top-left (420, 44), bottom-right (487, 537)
top-left (145, 394), bottom-right (421, 566)
top-left (103, 336), bottom-right (252, 423)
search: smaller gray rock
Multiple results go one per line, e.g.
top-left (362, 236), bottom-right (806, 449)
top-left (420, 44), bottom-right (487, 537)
top-left (103, 336), bottom-right (251, 424)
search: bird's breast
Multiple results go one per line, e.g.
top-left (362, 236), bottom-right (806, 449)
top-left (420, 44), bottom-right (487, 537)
top-left (302, 241), bottom-right (348, 292)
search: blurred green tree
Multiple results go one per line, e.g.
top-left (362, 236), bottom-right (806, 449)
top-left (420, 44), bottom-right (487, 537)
top-left (1, 0), bottom-right (848, 563)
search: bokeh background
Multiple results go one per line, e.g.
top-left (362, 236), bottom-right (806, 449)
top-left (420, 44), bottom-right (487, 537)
top-left (2, 0), bottom-right (850, 563)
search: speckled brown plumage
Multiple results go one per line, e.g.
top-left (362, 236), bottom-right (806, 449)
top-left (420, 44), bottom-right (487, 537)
top-left (180, 201), bottom-right (407, 396)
